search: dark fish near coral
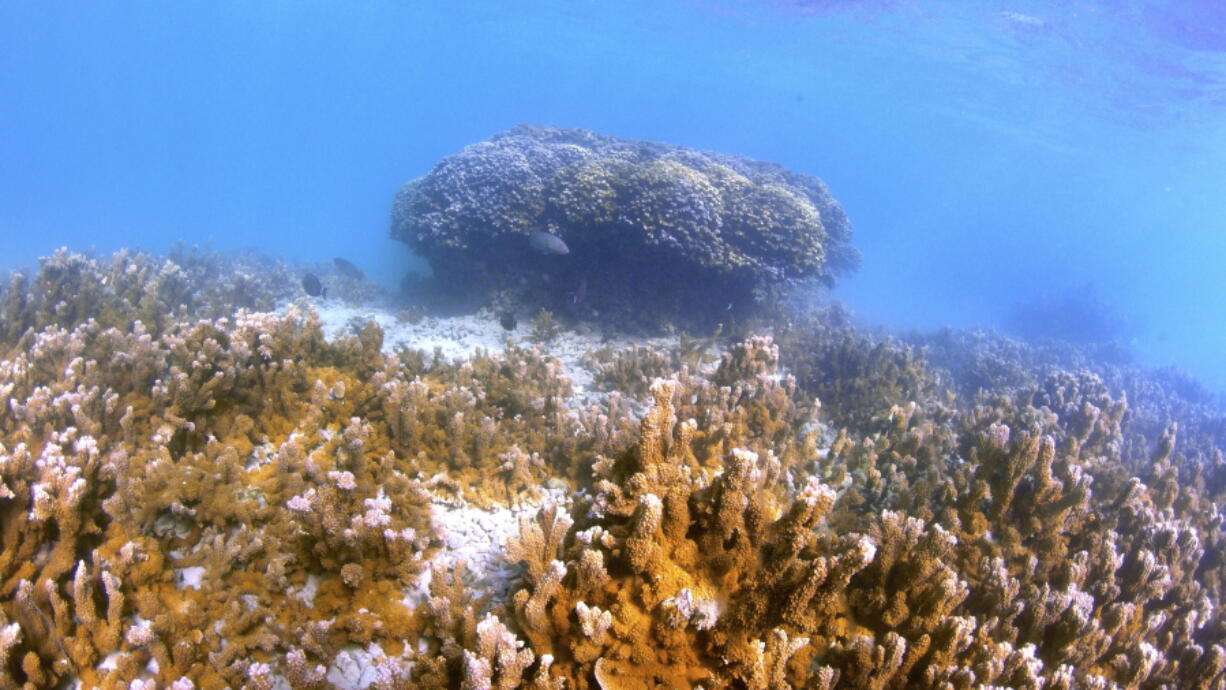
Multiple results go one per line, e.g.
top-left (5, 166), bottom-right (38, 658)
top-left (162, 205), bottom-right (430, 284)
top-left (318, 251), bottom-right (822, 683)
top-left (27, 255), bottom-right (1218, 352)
top-left (571, 275), bottom-right (588, 305)
top-left (528, 231), bottom-right (569, 255)
top-left (499, 311), bottom-right (517, 331)
top-left (301, 272), bottom-right (326, 298)
top-left (333, 257), bottom-right (365, 280)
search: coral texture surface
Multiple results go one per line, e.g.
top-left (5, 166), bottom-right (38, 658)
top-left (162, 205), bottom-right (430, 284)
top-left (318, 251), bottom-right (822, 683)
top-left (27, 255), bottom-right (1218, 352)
top-left (390, 125), bottom-right (859, 329)
top-left (1, 248), bottom-right (1223, 689)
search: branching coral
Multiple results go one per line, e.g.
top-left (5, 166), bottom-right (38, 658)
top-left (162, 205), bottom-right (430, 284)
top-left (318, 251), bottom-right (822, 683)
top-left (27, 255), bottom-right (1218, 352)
top-left (413, 332), bottom-right (1223, 689)
top-left (0, 302), bottom-right (449, 686)
top-left (0, 248), bottom-right (298, 351)
top-left (0, 252), bottom-right (628, 686)
top-left (583, 342), bottom-right (681, 397)
top-left (1, 249), bottom-right (1223, 689)
top-left (413, 376), bottom-right (863, 688)
top-left (776, 306), bottom-right (950, 429)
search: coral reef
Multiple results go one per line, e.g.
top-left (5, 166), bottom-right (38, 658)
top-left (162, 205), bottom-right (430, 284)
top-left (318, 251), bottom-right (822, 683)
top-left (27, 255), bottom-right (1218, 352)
top-left (0, 252), bottom-right (620, 686)
top-left (582, 329), bottom-right (721, 397)
top-left (390, 125), bottom-right (859, 330)
top-left (915, 326), bottom-right (1226, 491)
top-left (0, 247), bottom-right (298, 349)
top-left (776, 305), bottom-right (951, 429)
top-left (436, 347), bottom-right (1221, 688)
top-left (0, 301), bottom-right (445, 687)
top-left (1, 249), bottom-right (1222, 688)
top-left (528, 310), bottom-right (562, 345)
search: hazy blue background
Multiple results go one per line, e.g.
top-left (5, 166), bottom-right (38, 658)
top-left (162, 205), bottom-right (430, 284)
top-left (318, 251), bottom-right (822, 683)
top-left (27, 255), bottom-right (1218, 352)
top-left (2, 1), bottom-right (1224, 389)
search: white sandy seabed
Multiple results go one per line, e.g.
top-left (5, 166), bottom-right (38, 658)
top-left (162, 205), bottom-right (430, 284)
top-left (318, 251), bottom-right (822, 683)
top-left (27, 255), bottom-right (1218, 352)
top-left (314, 302), bottom-right (631, 401)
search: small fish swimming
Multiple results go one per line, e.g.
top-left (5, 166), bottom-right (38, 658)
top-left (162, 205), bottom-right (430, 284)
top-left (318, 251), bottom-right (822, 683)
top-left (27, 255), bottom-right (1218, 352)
top-left (528, 231), bottom-right (569, 255)
top-left (301, 272), bottom-right (326, 298)
top-left (333, 257), bottom-right (365, 280)
top-left (571, 275), bottom-right (588, 305)
top-left (499, 311), bottom-right (518, 331)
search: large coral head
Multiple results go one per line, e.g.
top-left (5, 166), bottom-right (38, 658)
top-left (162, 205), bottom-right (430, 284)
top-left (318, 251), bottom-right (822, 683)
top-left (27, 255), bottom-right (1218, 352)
top-left (391, 125), bottom-right (858, 330)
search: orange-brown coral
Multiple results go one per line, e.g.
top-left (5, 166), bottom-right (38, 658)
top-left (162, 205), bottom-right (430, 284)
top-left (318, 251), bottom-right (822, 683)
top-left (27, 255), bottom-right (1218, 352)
top-left (0, 252), bottom-right (630, 687)
top-left (776, 305), bottom-right (950, 429)
top-left (0, 306), bottom-right (443, 687)
top-left (1, 249), bottom-right (1223, 689)
top-left (420, 341), bottom-right (1223, 688)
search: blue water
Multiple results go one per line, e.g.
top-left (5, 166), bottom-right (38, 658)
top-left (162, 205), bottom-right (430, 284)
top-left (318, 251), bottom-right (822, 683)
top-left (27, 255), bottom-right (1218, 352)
top-left (2, 1), bottom-right (1225, 389)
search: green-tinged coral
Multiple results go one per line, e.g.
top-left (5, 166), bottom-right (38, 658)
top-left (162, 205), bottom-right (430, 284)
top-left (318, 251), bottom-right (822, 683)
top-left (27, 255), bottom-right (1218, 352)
top-left (584, 342), bottom-right (681, 397)
top-left (0, 247), bottom-right (299, 353)
top-left (777, 305), bottom-right (951, 429)
top-left (528, 309), bottom-right (562, 344)
top-left (584, 330), bottom-right (722, 398)
top-left (390, 125), bottom-right (859, 330)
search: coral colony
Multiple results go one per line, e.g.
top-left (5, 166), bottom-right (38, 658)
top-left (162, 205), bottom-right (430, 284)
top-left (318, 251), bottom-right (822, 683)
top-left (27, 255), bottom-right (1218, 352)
top-left (0, 128), bottom-right (1223, 689)
top-left (391, 125), bottom-right (859, 331)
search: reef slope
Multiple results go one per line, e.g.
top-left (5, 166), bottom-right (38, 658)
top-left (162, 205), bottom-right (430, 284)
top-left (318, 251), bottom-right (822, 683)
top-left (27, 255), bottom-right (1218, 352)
top-left (0, 250), bottom-right (1222, 688)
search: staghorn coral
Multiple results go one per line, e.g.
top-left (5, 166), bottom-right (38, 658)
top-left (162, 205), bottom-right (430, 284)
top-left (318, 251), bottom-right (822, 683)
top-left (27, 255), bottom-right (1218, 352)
top-left (377, 339), bottom-right (629, 506)
top-left (0, 248), bottom-right (298, 350)
top-left (0, 248), bottom-right (653, 687)
top-left (419, 335), bottom-right (1222, 688)
top-left (433, 377), bottom-right (871, 688)
top-left (583, 342), bottom-right (682, 398)
top-left (527, 310), bottom-right (562, 345)
top-left (1, 247), bottom-right (1224, 689)
top-left (390, 125), bottom-right (859, 330)
top-left (583, 329), bottom-right (723, 398)
top-left (777, 305), bottom-right (951, 429)
top-left (916, 325), bottom-right (1226, 487)
top-left (808, 366), bottom-right (1225, 688)
top-left (0, 303), bottom-right (453, 687)
top-left (0, 253), bottom-right (622, 686)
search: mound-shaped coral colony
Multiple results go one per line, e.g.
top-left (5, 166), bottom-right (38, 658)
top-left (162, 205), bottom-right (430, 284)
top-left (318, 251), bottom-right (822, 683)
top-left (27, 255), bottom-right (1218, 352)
top-left (1, 129), bottom-right (1223, 688)
top-left (391, 125), bottom-right (859, 330)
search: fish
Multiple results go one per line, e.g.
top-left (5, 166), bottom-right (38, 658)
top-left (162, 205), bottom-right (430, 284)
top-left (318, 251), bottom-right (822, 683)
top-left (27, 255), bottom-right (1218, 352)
top-left (333, 257), bottom-right (365, 280)
top-left (528, 231), bottom-right (569, 255)
top-left (571, 275), bottom-right (588, 305)
top-left (499, 311), bottom-right (518, 331)
top-left (301, 273), bottom-right (326, 298)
